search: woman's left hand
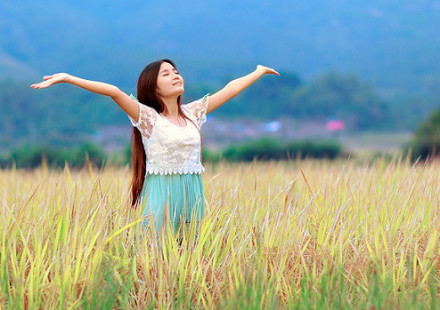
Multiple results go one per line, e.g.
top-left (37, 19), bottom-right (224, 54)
top-left (256, 65), bottom-right (280, 76)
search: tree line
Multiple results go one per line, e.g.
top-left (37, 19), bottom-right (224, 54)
top-left (1, 70), bottom-right (438, 150)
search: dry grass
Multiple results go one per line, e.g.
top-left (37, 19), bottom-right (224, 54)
top-left (1, 156), bottom-right (439, 308)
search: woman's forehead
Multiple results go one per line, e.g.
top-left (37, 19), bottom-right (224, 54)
top-left (159, 62), bottom-right (176, 72)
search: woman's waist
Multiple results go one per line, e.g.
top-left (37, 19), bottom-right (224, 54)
top-left (145, 161), bottom-right (205, 175)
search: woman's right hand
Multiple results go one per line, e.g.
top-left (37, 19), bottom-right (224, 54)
top-left (256, 65), bottom-right (280, 76)
top-left (30, 73), bottom-right (70, 89)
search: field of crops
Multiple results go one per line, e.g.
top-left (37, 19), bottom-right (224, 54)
top-left (1, 157), bottom-right (439, 309)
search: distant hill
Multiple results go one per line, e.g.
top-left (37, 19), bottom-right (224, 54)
top-left (1, 0), bottom-right (440, 96)
top-left (2, 0), bottom-right (440, 150)
top-left (0, 70), bottom-right (399, 151)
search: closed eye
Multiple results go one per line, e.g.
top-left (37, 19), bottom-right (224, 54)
top-left (161, 70), bottom-right (179, 77)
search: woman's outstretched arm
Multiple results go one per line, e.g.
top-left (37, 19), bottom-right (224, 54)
top-left (207, 65), bottom-right (279, 114)
top-left (30, 73), bottom-right (141, 122)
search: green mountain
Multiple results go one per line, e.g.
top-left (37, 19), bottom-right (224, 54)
top-left (1, 1), bottom-right (440, 149)
top-left (1, 0), bottom-right (440, 95)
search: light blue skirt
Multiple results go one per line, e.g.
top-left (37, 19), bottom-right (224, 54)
top-left (139, 173), bottom-right (204, 235)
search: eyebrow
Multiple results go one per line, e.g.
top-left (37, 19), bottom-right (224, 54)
top-left (159, 68), bottom-right (178, 74)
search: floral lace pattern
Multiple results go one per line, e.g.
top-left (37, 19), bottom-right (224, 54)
top-left (147, 162), bottom-right (205, 175)
top-left (127, 94), bottom-right (157, 139)
top-left (181, 94), bottom-right (210, 128)
top-left (127, 94), bottom-right (210, 175)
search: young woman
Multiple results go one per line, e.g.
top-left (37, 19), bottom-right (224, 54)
top-left (30, 59), bottom-right (279, 236)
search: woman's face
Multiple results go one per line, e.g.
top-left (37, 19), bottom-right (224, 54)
top-left (156, 62), bottom-right (184, 98)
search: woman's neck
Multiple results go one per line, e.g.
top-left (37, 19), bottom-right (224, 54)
top-left (161, 95), bottom-right (180, 118)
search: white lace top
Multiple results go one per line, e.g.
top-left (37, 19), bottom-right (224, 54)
top-left (127, 94), bottom-right (209, 176)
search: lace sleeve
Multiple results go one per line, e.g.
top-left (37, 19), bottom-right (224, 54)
top-left (183, 94), bottom-right (210, 128)
top-left (127, 94), bottom-right (157, 139)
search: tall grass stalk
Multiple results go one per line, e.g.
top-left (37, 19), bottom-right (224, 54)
top-left (0, 156), bottom-right (439, 308)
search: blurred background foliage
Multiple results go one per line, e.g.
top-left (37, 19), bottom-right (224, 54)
top-left (0, 139), bottom-right (345, 168)
top-left (404, 109), bottom-right (440, 161)
top-left (1, 0), bottom-right (440, 165)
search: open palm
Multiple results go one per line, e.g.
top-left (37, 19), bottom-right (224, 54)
top-left (256, 65), bottom-right (280, 76)
top-left (30, 73), bottom-right (69, 89)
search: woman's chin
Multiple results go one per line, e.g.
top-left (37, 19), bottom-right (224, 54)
top-left (176, 87), bottom-right (184, 95)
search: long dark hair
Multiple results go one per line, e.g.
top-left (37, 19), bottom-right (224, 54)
top-left (130, 59), bottom-right (203, 207)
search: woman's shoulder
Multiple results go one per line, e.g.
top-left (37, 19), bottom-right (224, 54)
top-left (182, 94), bottom-right (209, 113)
top-left (130, 94), bottom-right (157, 114)
top-left (128, 94), bottom-right (158, 138)
top-left (181, 103), bottom-right (195, 119)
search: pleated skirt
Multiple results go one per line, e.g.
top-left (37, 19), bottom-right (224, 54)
top-left (139, 173), bottom-right (204, 234)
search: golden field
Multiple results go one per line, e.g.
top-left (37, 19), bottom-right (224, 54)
top-left (1, 156), bottom-right (439, 309)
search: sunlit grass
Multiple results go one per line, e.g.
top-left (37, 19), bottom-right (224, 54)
top-left (1, 155), bottom-right (439, 308)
